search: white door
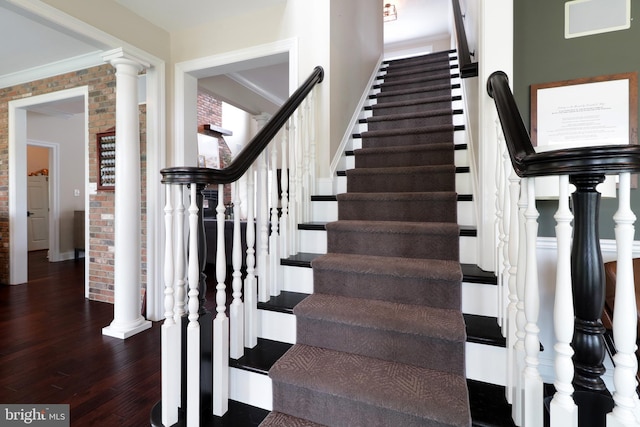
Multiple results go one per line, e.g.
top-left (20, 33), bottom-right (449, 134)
top-left (27, 175), bottom-right (49, 251)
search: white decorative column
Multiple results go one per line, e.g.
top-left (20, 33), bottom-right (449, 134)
top-left (102, 48), bottom-right (152, 339)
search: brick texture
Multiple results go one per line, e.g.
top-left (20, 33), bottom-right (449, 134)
top-left (0, 64), bottom-right (147, 305)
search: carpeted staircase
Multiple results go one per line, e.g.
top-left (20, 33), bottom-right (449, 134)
top-left (260, 51), bottom-right (472, 427)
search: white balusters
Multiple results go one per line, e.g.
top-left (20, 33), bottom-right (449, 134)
top-left (523, 178), bottom-right (543, 427)
top-left (550, 175), bottom-right (578, 427)
top-left (174, 186), bottom-right (186, 322)
top-left (244, 165), bottom-right (258, 349)
top-left (161, 184), bottom-right (180, 426)
top-left (513, 177), bottom-right (528, 426)
top-left (505, 166), bottom-right (520, 405)
top-left (495, 126), bottom-right (506, 329)
top-left (230, 181), bottom-right (244, 359)
top-left (501, 139), bottom-right (512, 335)
top-left (257, 150), bottom-right (270, 302)
top-left (186, 184), bottom-right (201, 426)
top-left (607, 173), bottom-right (640, 427)
top-left (270, 137), bottom-right (281, 297)
top-left (280, 124), bottom-right (290, 259)
top-left (213, 183), bottom-right (229, 416)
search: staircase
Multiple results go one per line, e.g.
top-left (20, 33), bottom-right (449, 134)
top-left (216, 51), bottom-right (514, 426)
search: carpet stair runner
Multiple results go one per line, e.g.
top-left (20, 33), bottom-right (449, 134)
top-left (261, 50), bottom-right (472, 426)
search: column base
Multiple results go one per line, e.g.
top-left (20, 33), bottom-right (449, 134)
top-left (103, 317), bottom-right (152, 339)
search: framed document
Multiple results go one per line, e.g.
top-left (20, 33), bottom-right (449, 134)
top-left (531, 72), bottom-right (638, 151)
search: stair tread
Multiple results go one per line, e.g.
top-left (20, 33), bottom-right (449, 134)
top-left (464, 314), bottom-right (506, 348)
top-left (260, 412), bottom-right (326, 427)
top-left (270, 344), bottom-right (471, 426)
top-left (365, 108), bottom-right (457, 123)
top-left (361, 123), bottom-right (454, 137)
top-left (231, 338), bottom-right (293, 375)
top-left (258, 291), bottom-right (309, 314)
top-left (354, 141), bottom-right (454, 155)
top-left (280, 252), bottom-right (323, 267)
top-left (295, 293), bottom-right (467, 342)
top-left (461, 264), bottom-right (497, 285)
top-left (311, 193), bottom-right (473, 202)
top-left (326, 219), bottom-right (459, 235)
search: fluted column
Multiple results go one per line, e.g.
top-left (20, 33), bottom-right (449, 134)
top-left (102, 48), bottom-right (152, 339)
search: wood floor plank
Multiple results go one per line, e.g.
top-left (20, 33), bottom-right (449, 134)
top-left (0, 251), bottom-right (160, 427)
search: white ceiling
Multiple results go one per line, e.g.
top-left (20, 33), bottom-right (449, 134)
top-left (0, 0), bottom-right (450, 115)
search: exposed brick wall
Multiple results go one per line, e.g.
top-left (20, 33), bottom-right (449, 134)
top-left (197, 91), bottom-right (222, 127)
top-left (0, 65), bottom-right (147, 304)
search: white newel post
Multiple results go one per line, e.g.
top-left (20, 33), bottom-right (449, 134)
top-left (513, 177), bottom-right (528, 426)
top-left (550, 175), bottom-right (578, 427)
top-left (494, 135), bottom-right (505, 328)
top-left (607, 173), bottom-right (640, 427)
top-left (102, 48), bottom-right (152, 339)
top-left (506, 164), bottom-right (520, 406)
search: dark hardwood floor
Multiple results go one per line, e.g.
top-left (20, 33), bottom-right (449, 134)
top-left (0, 251), bottom-right (161, 426)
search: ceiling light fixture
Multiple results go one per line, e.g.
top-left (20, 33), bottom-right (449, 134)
top-left (383, 3), bottom-right (397, 22)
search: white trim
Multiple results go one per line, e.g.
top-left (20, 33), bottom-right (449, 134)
top-left (227, 72), bottom-right (285, 106)
top-left (4, 0), bottom-right (166, 317)
top-left (9, 86), bottom-right (88, 285)
top-left (0, 51), bottom-right (105, 89)
top-left (27, 139), bottom-right (61, 263)
top-left (173, 38), bottom-right (299, 167)
top-left (329, 53), bottom-right (384, 178)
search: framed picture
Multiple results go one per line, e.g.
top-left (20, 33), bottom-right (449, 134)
top-left (531, 72), bottom-right (638, 151)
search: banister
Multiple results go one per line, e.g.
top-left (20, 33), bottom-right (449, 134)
top-left (161, 65), bottom-right (324, 185)
top-left (487, 70), bottom-right (640, 177)
top-left (451, 0), bottom-right (477, 78)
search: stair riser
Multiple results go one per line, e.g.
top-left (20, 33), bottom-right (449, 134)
top-left (338, 198), bottom-right (458, 223)
top-left (375, 87), bottom-right (454, 103)
top-left (326, 228), bottom-right (459, 261)
top-left (361, 130), bottom-right (455, 148)
top-left (350, 131), bottom-right (466, 150)
top-left (312, 199), bottom-right (476, 227)
top-left (298, 229), bottom-right (327, 254)
top-left (381, 65), bottom-right (454, 81)
top-left (366, 114), bottom-right (453, 131)
top-left (336, 172), bottom-right (471, 194)
top-left (259, 310), bottom-right (297, 344)
top-left (296, 317), bottom-right (465, 374)
top-left (347, 170), bottom-right (455, 193)
top-left (344, 147), bottom-right (467, 171)
top-left (379, 76), bottom-right (453, 93)
top-left (281, 262), bottom-right (496, 318)
top-left (312, 267), bottom-right (462, 310)
top-left (354, 149), bottom-right (454, 168)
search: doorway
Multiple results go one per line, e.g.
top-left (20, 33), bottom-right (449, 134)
top-left (8, 87), bottom-right (89, 286)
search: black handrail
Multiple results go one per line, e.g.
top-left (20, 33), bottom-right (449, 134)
top-left (162, 65), bottom-right (324, 185)
top-left (487, 71), bottom-right (640, 177)
top-left (451, 0), bottom-right (477, 78)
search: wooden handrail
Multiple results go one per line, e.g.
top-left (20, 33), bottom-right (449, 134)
top-left (487, 71), bottom-right (640, 177)
top-left (161, 65), bottom-right (324, 185)
top-left (451, 0), bottom-right (477, 78)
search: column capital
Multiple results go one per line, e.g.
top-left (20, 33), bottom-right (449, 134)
top-left (253, 112), bottom-right (272, 128)
top-left (103, 47), bottom-right (150, 71)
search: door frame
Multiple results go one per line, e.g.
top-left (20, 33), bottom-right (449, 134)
top-left (26, 141), bottom-right (60, 258)
top-left (8, 86), bottom-right (88, 285)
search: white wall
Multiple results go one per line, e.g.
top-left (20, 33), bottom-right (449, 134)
top-left (27, 111), bottom-right (85, 258)
top-left (171, 0), bottom-right (383, 179)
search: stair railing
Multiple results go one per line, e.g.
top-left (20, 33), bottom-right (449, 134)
top-left (487, 70), bottom-right (640, 427)
top-left (155, 66), bottom-right (324, 426)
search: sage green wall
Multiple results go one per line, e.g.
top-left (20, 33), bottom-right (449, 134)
top-left (514, 0), bottom-right (640, 238)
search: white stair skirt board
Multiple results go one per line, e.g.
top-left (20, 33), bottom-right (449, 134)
top-left (298, 229), bottom-right (327, 254)
top-left (466, 342), bottom-right (507, 386)
top-left (229, 367), bottom-right (273, 410)
top-left (461, 281), bottom-right (499, 317)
